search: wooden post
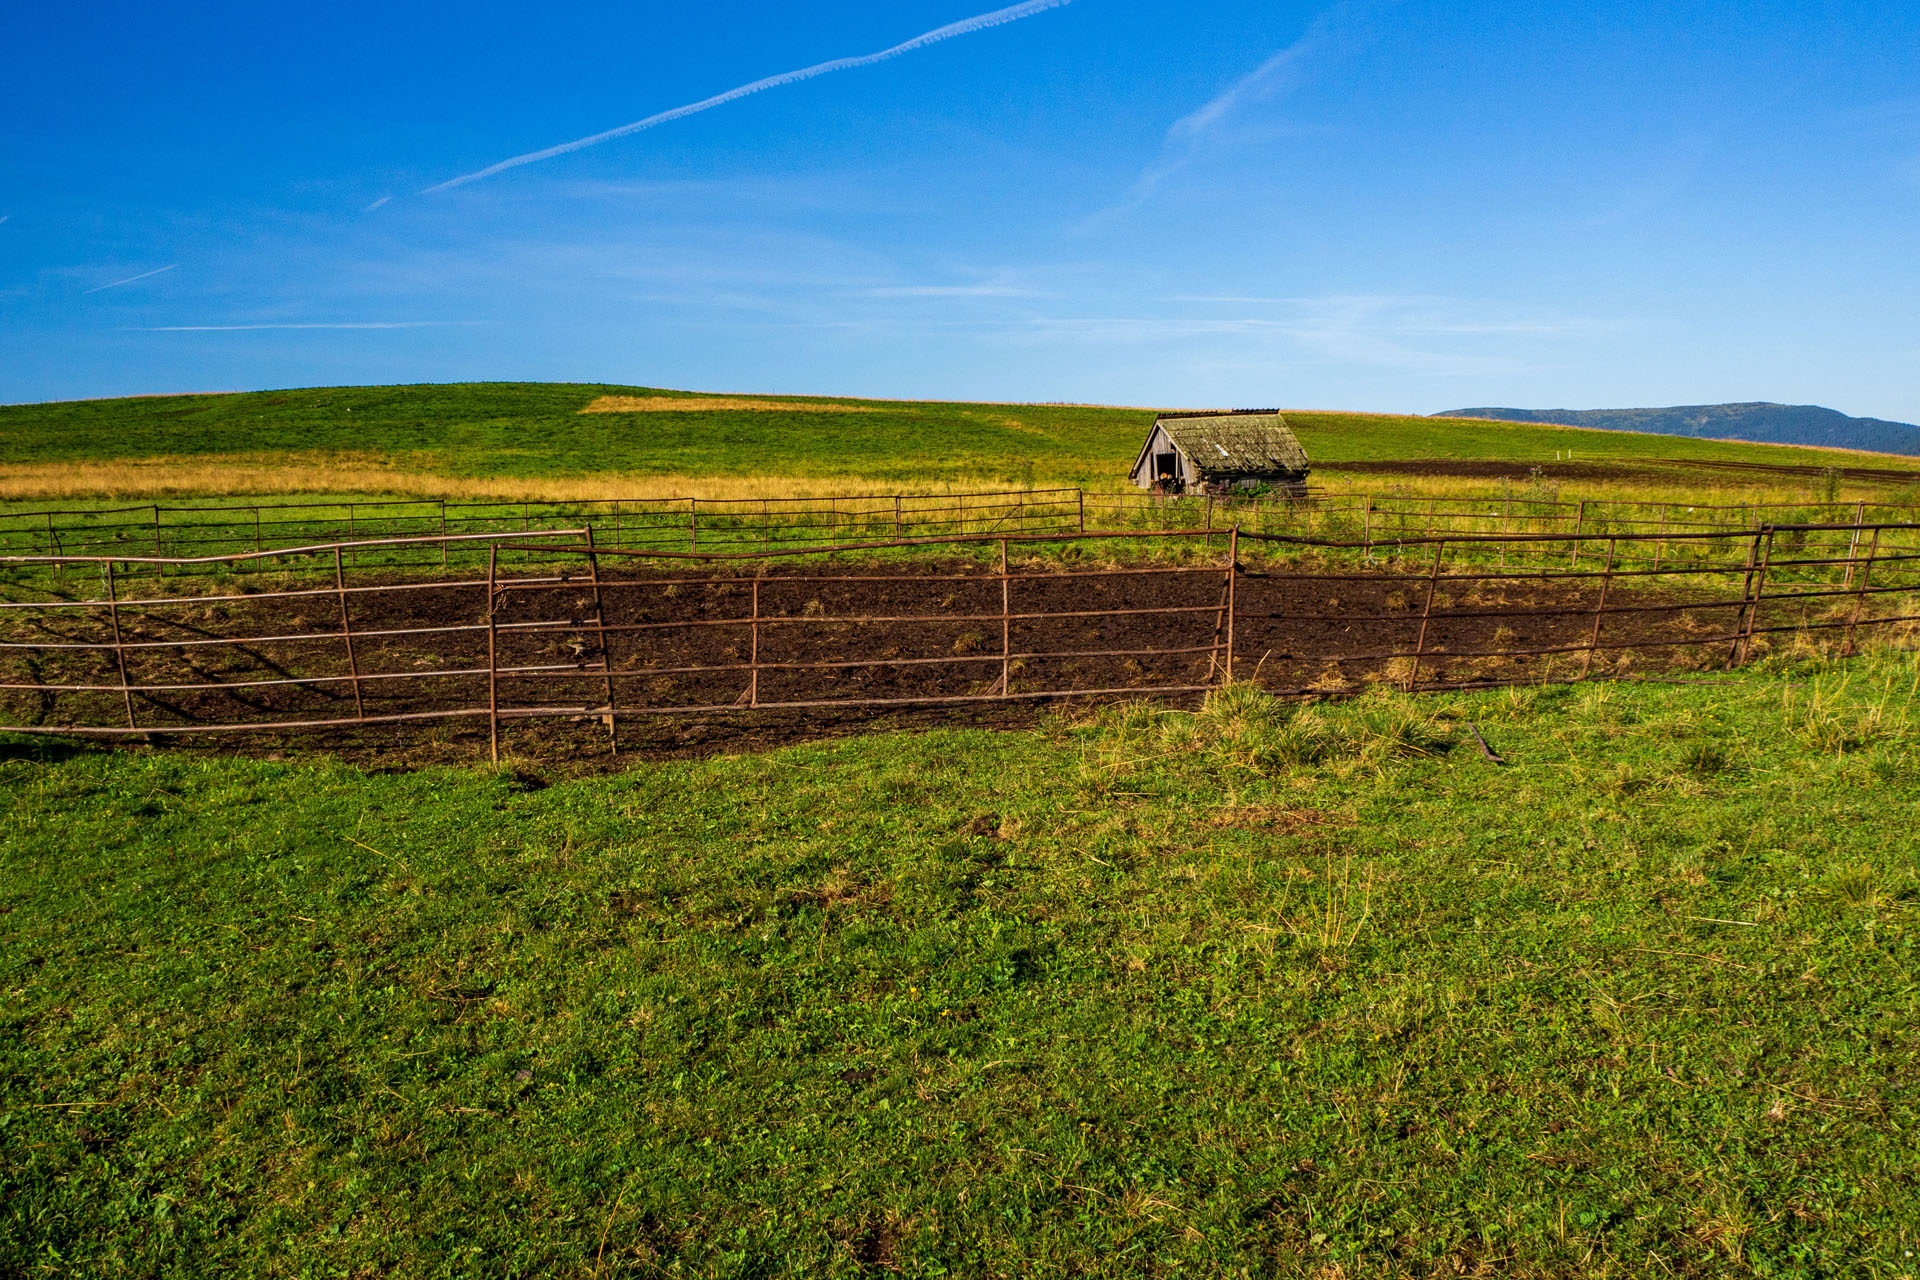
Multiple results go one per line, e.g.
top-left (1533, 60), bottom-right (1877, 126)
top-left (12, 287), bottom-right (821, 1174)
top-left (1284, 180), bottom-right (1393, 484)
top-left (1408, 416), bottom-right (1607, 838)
top-left (1077, 489), bottom-right (1086, 534)
top-left (439, 499), bottom-right (449, 568)
top-left (44, 510), bottom-right (56, 556)
top-left (894, 494), bottom-right (903, 540)
top-left (1570, 500), bottom-right (1587, 568)
top-left (1842, 500), bottom-right (1867, 590)
top-left (348, 502), bottom-right (357, 539)
top-left (1580, 538), bottom-right (1617, 679)
top-left (1224, 526), bottom-right (1239, 684)
top-left (151, 506), bottom-right (164, 584)
top-left (103, 560), bottom-right (137, 729)
top-left (486, 545), bottom-right (500, 764)
top-left (688, 498), bottom-right (698, 551)
top-left (1844, 525), bottom-right (1882, 656)
top-left (1406, 540), bottom-right (1445, 692)
top-left (998, 538), bottom-right (1011, 696)
top-left (749, 575), bottom-right (760, 707)
top-left (1362, 497), bottom-right (1373, 562)
top-left (585, 526), bottom-right (617, 753)
top-left (1727, 528), bottom-right (1774, 669)
top-left (333, 547), bottom-right (365, 719)
top-left (611, 499), bottom-right (622, 551)
top-left (1425, 497), bottom-right (1436, 538)
top-left (1654, 505), bottom-right (1669, 572)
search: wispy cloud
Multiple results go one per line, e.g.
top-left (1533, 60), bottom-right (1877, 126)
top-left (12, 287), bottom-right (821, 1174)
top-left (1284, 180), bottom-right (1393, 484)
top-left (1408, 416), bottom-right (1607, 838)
top-left (1087, 1), bottom-right (1378, 224)
top-left (993, 294), bottom-right (1610, 378)
top-left (83, 264), bottom-right (178, 294)
top-left (132, 321), bottom-right (484, 332)
top-left (421, 0), bottom-right (1071, 193)
top-left (863, 283), bottom-right (1043, 298)
top-left (363, 195), bottom-right (392, 212)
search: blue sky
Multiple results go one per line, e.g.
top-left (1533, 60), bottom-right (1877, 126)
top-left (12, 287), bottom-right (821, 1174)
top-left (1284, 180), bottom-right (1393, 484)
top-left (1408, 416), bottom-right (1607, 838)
top-left (4, 0), bottom-right (1918, 418)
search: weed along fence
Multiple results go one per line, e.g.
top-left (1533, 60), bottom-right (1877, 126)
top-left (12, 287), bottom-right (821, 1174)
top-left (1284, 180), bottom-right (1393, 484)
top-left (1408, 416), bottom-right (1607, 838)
top-left (9, 487), bottom-right (1920, 569)
top-left (1, 522), bottom-right (1917, 758)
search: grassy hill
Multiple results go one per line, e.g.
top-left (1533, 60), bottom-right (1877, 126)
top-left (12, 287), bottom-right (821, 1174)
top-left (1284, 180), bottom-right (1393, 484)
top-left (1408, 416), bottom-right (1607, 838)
top-left (5, 382), bottom-right (1920, 502)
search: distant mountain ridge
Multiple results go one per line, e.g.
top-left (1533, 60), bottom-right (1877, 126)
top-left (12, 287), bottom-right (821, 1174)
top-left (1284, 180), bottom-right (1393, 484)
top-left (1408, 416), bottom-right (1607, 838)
top-left (1432, 403), bottom-right (1920, 458)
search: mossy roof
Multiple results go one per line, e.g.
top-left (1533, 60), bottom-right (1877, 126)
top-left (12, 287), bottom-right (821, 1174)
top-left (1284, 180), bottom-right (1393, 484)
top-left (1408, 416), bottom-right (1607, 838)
top-left (1153, 412), bottom-right (1310, 474)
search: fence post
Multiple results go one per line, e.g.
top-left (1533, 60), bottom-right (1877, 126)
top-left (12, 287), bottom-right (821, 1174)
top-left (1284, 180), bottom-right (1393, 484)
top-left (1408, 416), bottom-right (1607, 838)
top-left (749, 575), bottom-right (760, 708)
top-left (1362, 497), bottom-right (1373, 562)
top-left (894, 494), bottom-right (903, 540)
top-left (585, 525), bottom-right (618, 753)
top-left (1425, 497), bottom-right (1435, 538)
top-left (1224, 526), bottom-right (1239, 684)
top-left (439, 499), bottom-right (449, 568)
top-left (998, 538), bottom-right (1011, 696)
top-left (1077, 489), bottom-right (1086, 534)
top-left (1570, 500), bottom-right (1587, 568)
top-left (1579, 538), bottom-right (1617, 679)
top-left (253, 505), bottom-right (263, 553)
top-left (1728, 527), bottom-right (1774, 669)
top-left (152, 506), bottom-right (164, 583)
top-left (103, 559), bottom-right (137, 729)
top-left (689, 498), bottom-right (698, 551)
top-left (1654, 505), bottom-right (1669, 572)
top-left (43, 510), bottom-right (56, 557)
top-left (1406, 540), bottom-right (1445, 692)
top-left (1844, 525), bottom-right (1882, 656)
top-left (1842, 501), bottom-right (1867, 590)
top-left (332, 547), bottom-right (366, 720)
top-left (486, 545), bottom-right (500, 764)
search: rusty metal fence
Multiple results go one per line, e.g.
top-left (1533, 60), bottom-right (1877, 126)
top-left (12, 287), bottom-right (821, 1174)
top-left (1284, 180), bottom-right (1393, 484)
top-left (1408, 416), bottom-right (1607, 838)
top-left (10, 487), bottom-right (1920, 575)
top-left (0, 489), bottom-right (1088, 567)
top-left (1, 522), bottom-right (1916, 757)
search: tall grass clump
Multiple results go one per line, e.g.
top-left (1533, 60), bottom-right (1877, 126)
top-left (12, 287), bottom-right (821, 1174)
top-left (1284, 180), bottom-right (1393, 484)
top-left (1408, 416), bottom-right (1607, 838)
top-left (1079, 683), bottom-right (1455, 782)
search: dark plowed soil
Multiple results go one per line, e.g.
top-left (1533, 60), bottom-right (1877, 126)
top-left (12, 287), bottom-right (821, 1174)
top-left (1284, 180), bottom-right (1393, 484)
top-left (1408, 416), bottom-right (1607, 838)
top-left (0, 555), bottom-right (1773, 767)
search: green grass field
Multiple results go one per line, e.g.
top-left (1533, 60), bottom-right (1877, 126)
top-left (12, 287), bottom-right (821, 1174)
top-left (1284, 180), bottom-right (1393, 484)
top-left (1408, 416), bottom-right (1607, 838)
top-left (5, 383), bottom-right (1919, 501)
top-left (6, 657), bottom-right (1919, 1277)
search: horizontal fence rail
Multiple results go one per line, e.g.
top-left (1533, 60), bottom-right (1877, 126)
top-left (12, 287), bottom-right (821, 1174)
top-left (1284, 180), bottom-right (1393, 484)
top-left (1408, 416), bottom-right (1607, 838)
top-left (1, 522), bottom-right (1916, 757)
top-left (9, 487), bottom-right (1920, 576)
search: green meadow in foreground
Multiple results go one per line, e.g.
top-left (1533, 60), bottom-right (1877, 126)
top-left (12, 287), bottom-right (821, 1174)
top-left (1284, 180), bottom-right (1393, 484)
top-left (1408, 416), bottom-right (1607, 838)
top-left (4, 658), bottom-right (1919, 1277)
top-left (5, 381), bottom-right (1916, 490)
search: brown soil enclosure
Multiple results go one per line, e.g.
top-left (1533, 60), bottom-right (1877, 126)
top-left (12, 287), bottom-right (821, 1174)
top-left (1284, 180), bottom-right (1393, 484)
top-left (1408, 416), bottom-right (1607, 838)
top-left (2, 523), bottom-right (1915, 763)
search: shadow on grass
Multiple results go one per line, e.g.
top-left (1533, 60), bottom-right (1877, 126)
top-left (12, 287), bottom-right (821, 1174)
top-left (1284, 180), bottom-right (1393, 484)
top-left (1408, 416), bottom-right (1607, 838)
top-left (0, 734), bottom-right (100, 764)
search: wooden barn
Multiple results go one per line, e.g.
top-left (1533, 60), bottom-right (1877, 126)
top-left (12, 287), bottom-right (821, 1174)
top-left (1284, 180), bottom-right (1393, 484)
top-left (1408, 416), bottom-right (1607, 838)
top-left (1128, 410), bottom-right (1311, 496)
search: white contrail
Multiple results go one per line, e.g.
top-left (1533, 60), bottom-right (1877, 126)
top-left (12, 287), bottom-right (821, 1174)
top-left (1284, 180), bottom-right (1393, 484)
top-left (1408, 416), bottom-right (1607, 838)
top-left (84, 264), bottom-right (178, 294)
top-left (422, 0), bottom-right (1070, 193)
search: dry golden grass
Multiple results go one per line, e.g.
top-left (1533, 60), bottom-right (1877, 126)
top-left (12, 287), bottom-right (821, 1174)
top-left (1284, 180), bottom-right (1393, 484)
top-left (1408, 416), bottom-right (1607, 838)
top-left (1310, 468), bottom-right (1913, 510)
top-left (0, 454), bottom-right (971, 503)
top-left (578, 395), bottom-right (881, 415)
top-left (4, 450), bottom-right (1912, 514)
